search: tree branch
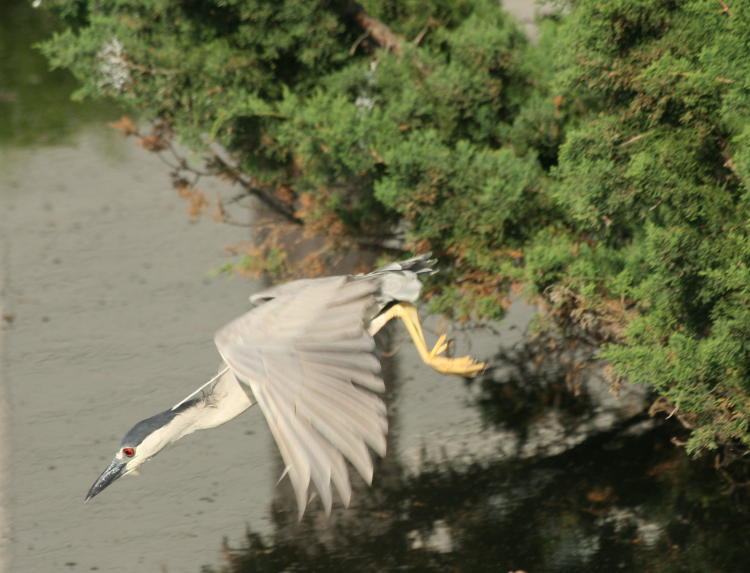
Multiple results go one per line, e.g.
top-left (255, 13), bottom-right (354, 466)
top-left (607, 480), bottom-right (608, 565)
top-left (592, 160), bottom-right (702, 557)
top-left (205, 141), bottom-right (302, 225)
top-left (337, 1), bottom-right (404, 55)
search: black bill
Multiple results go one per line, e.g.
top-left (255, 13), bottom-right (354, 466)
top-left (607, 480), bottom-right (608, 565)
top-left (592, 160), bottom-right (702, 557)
top-left (85, 458), bottom-right (126, 502)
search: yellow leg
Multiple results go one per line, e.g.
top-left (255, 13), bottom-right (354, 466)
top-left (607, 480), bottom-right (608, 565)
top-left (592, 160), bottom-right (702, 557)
top-left (370, 303), bottom-right (485, 377)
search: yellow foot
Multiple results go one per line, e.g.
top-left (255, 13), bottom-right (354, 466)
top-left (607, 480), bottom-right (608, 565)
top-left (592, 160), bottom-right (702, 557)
top-left (372, 302), bottom-right (486, 378)
top-left (426, 354), bottom-right (485, 377)
top-left (426, 333), bottom-right (485, 377)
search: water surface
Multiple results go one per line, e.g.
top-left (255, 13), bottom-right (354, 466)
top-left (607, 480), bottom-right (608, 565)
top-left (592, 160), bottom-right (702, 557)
top-left (2, 2), bottom-right (750, 573)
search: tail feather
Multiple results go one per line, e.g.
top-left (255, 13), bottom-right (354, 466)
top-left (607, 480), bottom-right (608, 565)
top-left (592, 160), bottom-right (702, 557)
top-left (373, 253), bottom-right (436, 276)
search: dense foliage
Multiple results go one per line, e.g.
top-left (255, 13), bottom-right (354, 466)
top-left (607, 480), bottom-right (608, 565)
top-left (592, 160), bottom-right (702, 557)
top-left (546, 0), bottom-right (750, 454)
top-left (38, 0), bottom-right (750, 454)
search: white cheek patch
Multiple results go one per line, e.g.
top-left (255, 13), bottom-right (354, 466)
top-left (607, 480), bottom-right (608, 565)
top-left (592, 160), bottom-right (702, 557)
top-left (135, 422), bottom-right (180, 461)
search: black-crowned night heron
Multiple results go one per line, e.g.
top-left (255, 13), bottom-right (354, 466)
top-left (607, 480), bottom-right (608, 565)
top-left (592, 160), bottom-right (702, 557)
top-left (85, 255), bottom-right (484, 516)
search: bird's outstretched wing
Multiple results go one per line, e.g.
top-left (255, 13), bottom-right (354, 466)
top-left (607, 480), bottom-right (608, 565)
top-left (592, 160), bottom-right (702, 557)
top-left (214, 275), bottom-right (386, 517)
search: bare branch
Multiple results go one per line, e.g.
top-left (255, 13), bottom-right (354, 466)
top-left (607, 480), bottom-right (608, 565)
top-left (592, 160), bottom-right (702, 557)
top-left (205, 141), bottom-right (302, 224)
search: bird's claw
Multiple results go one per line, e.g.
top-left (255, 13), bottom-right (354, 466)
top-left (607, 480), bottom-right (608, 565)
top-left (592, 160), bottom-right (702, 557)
top-left (426, 354), bottom-right (486, 377)
top-left (426, 334), bottom-right (485, 377)
top-left (428, 334), bottom-right (450, 358)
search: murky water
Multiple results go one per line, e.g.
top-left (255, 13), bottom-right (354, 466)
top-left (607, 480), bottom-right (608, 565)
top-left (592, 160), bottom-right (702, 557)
top-left (2, 2), bottom-right (750, 572)
top-left (1, 3), bottom-right (272, 571)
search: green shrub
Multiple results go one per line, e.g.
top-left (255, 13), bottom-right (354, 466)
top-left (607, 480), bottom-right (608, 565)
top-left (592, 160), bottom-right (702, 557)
top-left (39, 0), bottom-right (750, 453)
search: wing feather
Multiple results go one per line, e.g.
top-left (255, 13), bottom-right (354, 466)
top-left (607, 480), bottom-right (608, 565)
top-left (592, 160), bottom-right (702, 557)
top-left (312, 363), bottom-right (385, 392)
top-left (302, 385), bottom-right (387, 455)
top-left (215, 275), bottom-right (387, 517)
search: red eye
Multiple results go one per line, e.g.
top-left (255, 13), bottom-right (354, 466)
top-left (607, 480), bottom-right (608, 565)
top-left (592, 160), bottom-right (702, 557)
top-left (122, 448), bottom-right (135, 458)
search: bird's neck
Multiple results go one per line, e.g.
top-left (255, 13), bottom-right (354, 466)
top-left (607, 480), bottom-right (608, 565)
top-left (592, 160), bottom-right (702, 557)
top-left (174, 369), bottom-right (255, 440)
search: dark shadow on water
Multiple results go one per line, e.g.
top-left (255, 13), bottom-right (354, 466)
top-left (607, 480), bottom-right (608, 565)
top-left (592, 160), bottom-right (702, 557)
top-left (474, 331), bottom-right (600, 433)
top-left (207, 422), bottom-right (750, 573)
top-left (203, 331), bottom-right (750, 573)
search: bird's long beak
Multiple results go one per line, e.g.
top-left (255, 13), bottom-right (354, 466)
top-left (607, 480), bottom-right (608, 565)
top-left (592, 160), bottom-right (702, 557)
top-left (85, 458), bottom-right (126, 502)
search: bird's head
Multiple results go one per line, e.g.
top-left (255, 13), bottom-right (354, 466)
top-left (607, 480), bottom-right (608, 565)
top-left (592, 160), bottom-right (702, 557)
top-left (85, 403), bottom-right (196, 501)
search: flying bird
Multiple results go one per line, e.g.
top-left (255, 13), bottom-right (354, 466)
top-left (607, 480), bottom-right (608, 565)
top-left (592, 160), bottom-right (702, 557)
top-left (85, 255), bottom-right (485, 516)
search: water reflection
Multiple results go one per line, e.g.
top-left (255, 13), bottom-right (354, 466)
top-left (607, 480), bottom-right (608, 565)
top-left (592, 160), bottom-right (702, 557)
top-left (0, 0), bottom-right (112, 147)
top-left (213, 429), bottom-right (750, 573)
top-left (207, 334), bottom-right (750, 573)
top-left (473, 331), bottom-right (650, 461)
